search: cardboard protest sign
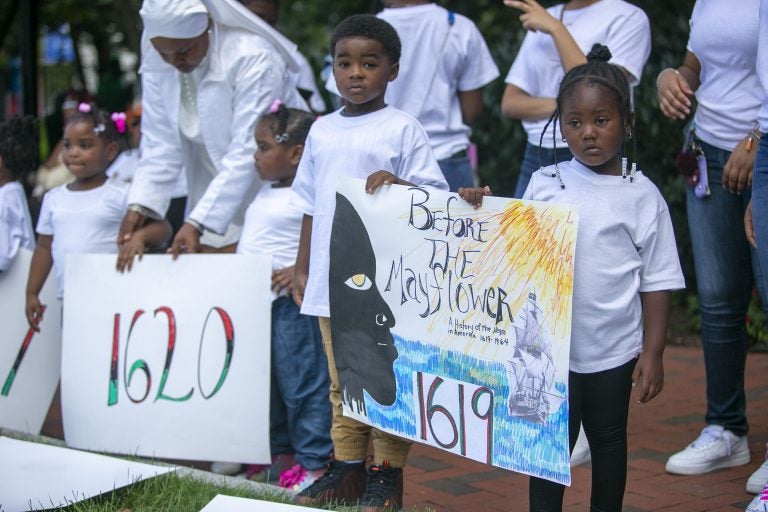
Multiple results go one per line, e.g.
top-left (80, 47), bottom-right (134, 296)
top-left (0, 248), bottom-right (61, 434)
top-left (0, 436), bottom-right (174, 511)
top-left (329, 180), bottom-right (578, 484)
top-left (62, 254), bottom-right (272, 464)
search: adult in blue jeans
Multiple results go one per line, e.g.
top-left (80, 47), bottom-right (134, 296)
top-left (657, 0), bottom-right (766, 484)
top-left (744, 2), bottom-right (768, 507)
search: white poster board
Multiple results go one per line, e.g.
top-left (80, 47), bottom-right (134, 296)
top-left (201, 495), bottom-right (327, 512)
top-left (329, 181), bottom-right (578, 485)
top-left (0, 248), bottom-right (61, 434)
top-left (62, 254), bottom-right (272, 463)
top-left (0, 436), bottom-right (175, 511)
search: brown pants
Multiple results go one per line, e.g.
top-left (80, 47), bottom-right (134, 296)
top-left (318, 317), bottom-right (411, 467)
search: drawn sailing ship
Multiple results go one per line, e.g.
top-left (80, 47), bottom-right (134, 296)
top-left (505, 292), bottom-right (565, 424)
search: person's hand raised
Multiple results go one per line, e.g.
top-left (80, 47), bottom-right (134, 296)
top-left (504, 0), bottom-right (561, 34)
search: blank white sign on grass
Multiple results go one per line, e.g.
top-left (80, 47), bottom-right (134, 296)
top-left (0, 436), bottom-right (174, 511)
top-left (200, 494), bottom-right (327, 512)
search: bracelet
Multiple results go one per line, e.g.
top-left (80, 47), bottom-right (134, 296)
top-left (746, 128), bottom-right (762, 152)
top-left (127, 203), bottom-right (161, 220)
top-left (656, 68), bottom-right (680, 90)
top-left (184, 218), bottom-right (205, 234)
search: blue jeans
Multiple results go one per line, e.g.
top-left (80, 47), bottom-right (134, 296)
top-left (438, 154), bottom-right (474, 192)
top-left (270, 296), bottom-right (332, 469)
top-left (687, 139), bottom-right (765, 436)
top-left (514, 142), bottom-right (573, 198)
top-left (752, 134), bottom-right (768, 308)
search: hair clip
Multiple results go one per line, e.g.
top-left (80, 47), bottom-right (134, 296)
top-left (62, 99), bottom-right (79, 110)
top-left (274, 133), bottom-right (289, 144)
top-left (621, 157), bottom-right (628, 180)
top-left (269, 99), bottom-right (283, 114)
top-left (93, 124), bottom-right (106, 134)
top-left (111, 112), bottom-right (127, 134)
top-left (78, 103), bottom-right (92, 113)
top-left (630, 162), bottom-right (636, 183)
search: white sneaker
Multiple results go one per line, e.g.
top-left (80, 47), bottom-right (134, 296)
top-left (748, 446), bottom-right (768, 494)
top-left (210, 461), bottom-right (243, 475)
top-left (665, 425), bottom-right (750, 475)
top-left (746, 481), bottom-right (768, 512)
top-left (570, 424), bottom-right (591, 467)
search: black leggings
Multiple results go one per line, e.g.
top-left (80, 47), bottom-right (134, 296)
top-left (529, 358), bottom-right (637, 512)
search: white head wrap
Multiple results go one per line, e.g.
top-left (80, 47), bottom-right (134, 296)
top-left (140, 0), bottom-right (209, 40)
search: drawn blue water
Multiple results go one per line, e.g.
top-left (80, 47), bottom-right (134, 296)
top-left (363, 334), bottom-right (570, 485)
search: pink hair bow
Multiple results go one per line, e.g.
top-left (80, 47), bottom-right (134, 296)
top-left (269, 99), bottom-right (283, 114)
top-left (111, 112), bottom-right (127, 134)
top-left (78, 103), bottom-right (92, 113)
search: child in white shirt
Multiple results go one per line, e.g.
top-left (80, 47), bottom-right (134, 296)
top-left (524, 44), bottom-right (684, 511)
top-left (0, 116), bottom-right (37, 273)
top-left (291, 14), bottom-right (485, 512)
top-left (236, 100), bottom-right (333, 491)
top-left (25, 104), bottom-right (170, 329)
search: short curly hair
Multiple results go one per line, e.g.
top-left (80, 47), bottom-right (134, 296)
top-left (0, 115), bottom-right (38, 181)
top-left (329, 14), bottom-right (401, 64)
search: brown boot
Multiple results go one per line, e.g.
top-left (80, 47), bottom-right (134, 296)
top-left (294, 459), bottom-right (366, 507)
top-left (360, 462), bottom-right (403, 512)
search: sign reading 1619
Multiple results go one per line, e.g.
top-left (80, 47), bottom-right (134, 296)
top-left (414, 371), bottom-right (493, 464)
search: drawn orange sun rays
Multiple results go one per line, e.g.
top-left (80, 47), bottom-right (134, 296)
top-left (475, 201), bottom-right (577, 340)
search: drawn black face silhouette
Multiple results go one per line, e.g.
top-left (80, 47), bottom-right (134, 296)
top-left (329, 193), bottom-right (397, 413)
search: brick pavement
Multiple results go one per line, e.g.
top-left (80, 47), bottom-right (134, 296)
top-left (40, 345), bottom-right (767, 511)
top-left (402, 345), bottom-right (768, 511)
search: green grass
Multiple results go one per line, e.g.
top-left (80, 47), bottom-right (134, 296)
top-left (55, 472), bottom-right (432, 512)
top-left (61, 473), bottom-right (289, 511)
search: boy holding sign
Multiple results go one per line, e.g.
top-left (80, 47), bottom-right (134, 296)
top-left (290, 14), bottom-right (486, 512)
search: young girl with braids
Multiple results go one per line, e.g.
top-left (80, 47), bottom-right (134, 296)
top-left (523, 44), bottom-right (685, 511)
top-left (0, 115), bottom-right (37, 273)
top-left (26, 104), bottom-right (171, 329)
top-left (235, 100), bottom-right (332, 490)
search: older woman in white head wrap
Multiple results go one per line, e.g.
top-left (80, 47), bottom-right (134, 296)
top-left (121, 0), bottom-right (305, 253)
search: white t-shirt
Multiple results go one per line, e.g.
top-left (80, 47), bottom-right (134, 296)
top-left (107, 150), bottom-right (139, 185)
top-left (687, 0), bottom-right (762, 150)
top-left (237, 186), bottom-right (300, 299)
top-left (523, 159), bottom-right (685, 373)
top-left (37, 182), bottom-right (128, 298)
top-left (757, 0), bottom-right (767, 133)
top-left (376, 4), bottom-right (499, 159)
top-left (0, 181), bottom-right (35, 272)
top-left (505, 0), bottom-right (650, 148)
top-left (291, 106), bottom-right (449, 317)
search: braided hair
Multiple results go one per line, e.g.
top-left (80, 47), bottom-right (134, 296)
top-left (262, 102), bottom-right (316, 146)
top-left (539, 43), bottom-right (635, 187)
top-left (0, 115), bottom-right (38, 181)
